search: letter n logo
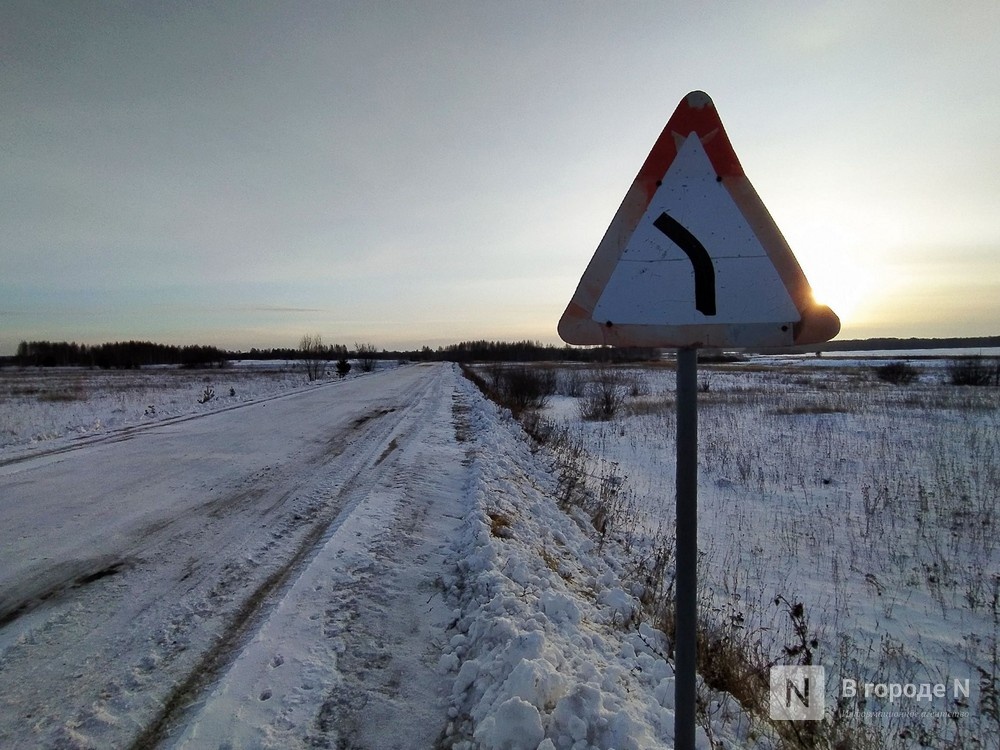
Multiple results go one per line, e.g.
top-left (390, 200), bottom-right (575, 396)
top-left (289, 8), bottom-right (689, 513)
top-left (770, 666), bottom-right (826, 721)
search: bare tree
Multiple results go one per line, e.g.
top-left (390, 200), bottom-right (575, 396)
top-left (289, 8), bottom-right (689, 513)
top-left (299, 334), bottom-right (328, 381)
top-left (355, 342), bottom-right (379, 373)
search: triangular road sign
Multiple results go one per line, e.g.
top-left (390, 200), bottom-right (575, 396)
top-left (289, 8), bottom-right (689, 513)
top-left (558, 91), bottom-right (840, 349)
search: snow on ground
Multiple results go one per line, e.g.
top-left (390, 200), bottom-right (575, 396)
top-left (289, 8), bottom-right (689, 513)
top-left (6, 355), bottom-right (994, 747)
top-left (0, 360), bottom-right (389, 458)
top-left (169, 364), bottom-right (468, 749)
top-left (1, 361), bottom-right (762, 749)
top-left (1, 364), bottom-right (458, 749)
top-left (539, 356), bottom-right (1000, 747)
top-left (439, 374), bottom-right (761, 750)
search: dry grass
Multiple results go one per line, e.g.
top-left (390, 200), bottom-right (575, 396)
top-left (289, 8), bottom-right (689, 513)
top-left (487, 512), bottom-right (514, 539)
top-left (463, 357), bottom-right (1000, 747)
top-left (37, 388), bottom-right (88, 403)
top-left (624, 397), bottom-right (674, 418)
top-left (775, 404), bottom-right (850, 416)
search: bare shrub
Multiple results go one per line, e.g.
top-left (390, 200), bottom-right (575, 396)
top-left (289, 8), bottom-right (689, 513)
top-left (619, 371), bottom-right (648, 398)
top-left (653, 590), bottom-right (849, 749)
top-left (558, 367), bottom-right (587, 397)
top-left (299, 334), bottom-right (327, 381)
top-left (355, 342), bottom-right (379, 373)
top-left (875, 361), bottom-right (919, 385)
top-left (465, 364), bottom-right (557, 416)
top-left (483, 363), bottom-right (507, 394)
top-left (580, 369), bottom-right (627, 421)
top-left (499, 367), bottom-right (557, 413)
top-left (544, 425), bottom-right (589, 511)
top-left (949, 357), bottom-right (998, 387)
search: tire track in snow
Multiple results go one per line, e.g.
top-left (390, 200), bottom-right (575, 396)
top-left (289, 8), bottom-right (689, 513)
top-left (0, 365), bottom-right (450, 749)
top-left (128, 376), bottom-right (439, 749)
top-left (134, 367), bottom-right (467, 748)
top-left (164, 367), bottom-right (471, 749)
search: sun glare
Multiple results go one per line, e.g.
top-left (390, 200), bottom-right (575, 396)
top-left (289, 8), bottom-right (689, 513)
top-left (802, 250), bottom-right (881, 331)
top-left (788, 223), bottom-right (875, 330)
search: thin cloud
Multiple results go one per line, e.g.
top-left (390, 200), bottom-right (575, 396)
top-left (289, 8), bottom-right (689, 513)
top-left (242, 306), bottom-right (327, 314)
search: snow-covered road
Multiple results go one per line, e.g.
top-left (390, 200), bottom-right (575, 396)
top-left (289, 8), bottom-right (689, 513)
top-left (0, 363), bottom-right (469, 748)
top-left (2, 361), bottom-right (761, 749)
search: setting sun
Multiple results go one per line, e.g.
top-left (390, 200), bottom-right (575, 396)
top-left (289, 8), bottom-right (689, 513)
top-left (803, 257), bottom-right (872, 329)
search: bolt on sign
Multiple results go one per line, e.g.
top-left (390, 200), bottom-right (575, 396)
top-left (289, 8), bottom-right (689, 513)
top-left (558, 90), bottom-right (840, 349)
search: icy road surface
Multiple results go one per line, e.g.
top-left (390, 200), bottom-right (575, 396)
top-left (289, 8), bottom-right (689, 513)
top-left (0, 363), bottom-right (467, 749)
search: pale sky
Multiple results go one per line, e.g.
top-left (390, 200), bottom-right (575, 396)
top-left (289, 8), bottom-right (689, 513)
top-left (3, 1), bottom-right (999, 354)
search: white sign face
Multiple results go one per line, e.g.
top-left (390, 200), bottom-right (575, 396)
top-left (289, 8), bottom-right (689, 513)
top-left (592, 133), bottom-right (800, 327)
top-left (558, 90), bottom-right (840, 349)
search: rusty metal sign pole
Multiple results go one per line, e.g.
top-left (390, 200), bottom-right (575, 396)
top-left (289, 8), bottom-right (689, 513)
top-left (675, 346), bottom-right (698, 750)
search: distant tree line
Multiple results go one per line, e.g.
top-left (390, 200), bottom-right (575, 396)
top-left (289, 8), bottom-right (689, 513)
top-left (240, 340), bottom-right (658, 364)
top-left (15, 340), bottom-right (228, 369)
top-left (421, 339), bottom-right (658, 363)
top-left (10, 338), bottom-right (661, 368)
top-left (12, 335), bottom-right (999, 370)
top-left (240, 347), bottom-right (302, 360)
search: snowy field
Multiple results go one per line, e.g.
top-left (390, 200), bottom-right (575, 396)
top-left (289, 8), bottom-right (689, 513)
top-left (534, 354), bottom-right (1000, 748)
top-left (2, 356), bottom-right (998, 748)
top-left (0, 360), bottom-right (362, 458)
top-left (1, 362), bottom-right (756, 749)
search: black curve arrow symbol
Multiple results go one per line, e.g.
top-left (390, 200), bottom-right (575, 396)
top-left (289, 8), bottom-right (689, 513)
top-left (653, 212), bottom-right (717, 316)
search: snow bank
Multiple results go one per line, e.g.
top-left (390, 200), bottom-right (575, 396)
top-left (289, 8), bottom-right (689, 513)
top-left (439, 376), bottom-right (762, 749)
